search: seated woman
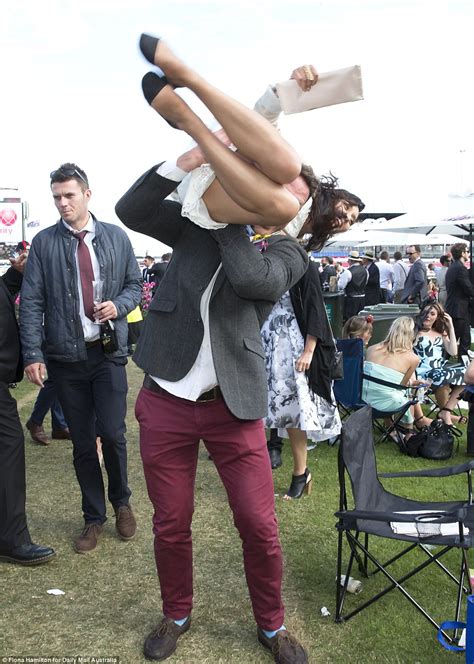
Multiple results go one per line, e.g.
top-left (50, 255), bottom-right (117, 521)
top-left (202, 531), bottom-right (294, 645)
top-left (342, 315), bottom-right (374, 348)
top-left (138, 34), bottom-right (365, 245)
top-left (362, 317), bottom-right (431, 437)
top-left (413, 301), bottom-right (466, 426)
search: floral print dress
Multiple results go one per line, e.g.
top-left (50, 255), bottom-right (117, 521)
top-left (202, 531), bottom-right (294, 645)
top-left (414, 334), bottom-right (465, 387)
top-left (261, 291), bottom-right (341, 443)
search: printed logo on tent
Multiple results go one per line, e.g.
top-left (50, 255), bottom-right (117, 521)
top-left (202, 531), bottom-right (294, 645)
top-left (0, 208), bottom-right (17, 226)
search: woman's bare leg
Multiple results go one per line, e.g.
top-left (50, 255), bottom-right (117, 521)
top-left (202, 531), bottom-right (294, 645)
top-left (286, 428), bottom-right (308, 476)
top-left (147, 82), bottom-right (300, 225)
top-left (145, 37), bottom-right (302, 184)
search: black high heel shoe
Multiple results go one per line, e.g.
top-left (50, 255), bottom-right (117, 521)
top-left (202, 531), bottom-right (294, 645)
top-left (284, 468), bottom-right (312, 500)
top-left (141, 73), bottom-right (177, 128)
top-left (140, 33), bottom-right (160, 65)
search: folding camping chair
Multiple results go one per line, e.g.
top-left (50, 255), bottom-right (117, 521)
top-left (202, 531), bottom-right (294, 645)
top-left (333, 338), bottom-right (365, 420)
top-left (335, 405), bottom-right (474, 644)
top-left (361, 371), bottom-right (422, 445)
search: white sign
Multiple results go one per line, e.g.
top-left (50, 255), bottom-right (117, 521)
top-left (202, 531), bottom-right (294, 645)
top-left (0, 201), bottom-right (23, 244)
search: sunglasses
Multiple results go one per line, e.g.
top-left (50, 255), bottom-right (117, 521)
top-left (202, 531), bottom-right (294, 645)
top-left (406, 252), bottom-right (416, 256)
top-left (50, 167), bottom-right (88, 187)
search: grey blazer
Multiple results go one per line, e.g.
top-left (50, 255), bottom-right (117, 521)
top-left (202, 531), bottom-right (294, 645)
top-left (401, 259), bottom-right (427, 304)
top-left (116, 166), bottom-right (309, 420)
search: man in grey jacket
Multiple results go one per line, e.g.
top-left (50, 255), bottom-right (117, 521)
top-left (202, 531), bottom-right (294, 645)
top-left (115, 162), bottom-right (309, 663)
top-left (20, 164), bottom-right (141, 554)
top-left (401, 245), bottom-right (428, 304)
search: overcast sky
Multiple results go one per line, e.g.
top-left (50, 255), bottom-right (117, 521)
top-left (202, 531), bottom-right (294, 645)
top-left (1, 0), bottom-right (472, 255)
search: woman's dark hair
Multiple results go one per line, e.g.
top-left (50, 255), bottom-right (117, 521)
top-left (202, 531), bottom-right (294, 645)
top-left (415, 301), bottom-right (449, 335)
top-left (299, 165), bottom-right (365, 251)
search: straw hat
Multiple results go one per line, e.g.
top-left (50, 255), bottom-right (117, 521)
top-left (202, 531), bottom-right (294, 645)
top-left (347, 250), bottom-right (362, 262)
top-left (361, 249), bottom-right (376, 261)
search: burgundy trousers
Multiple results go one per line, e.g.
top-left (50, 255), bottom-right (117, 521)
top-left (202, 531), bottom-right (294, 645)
top-left (135, 385), bottom-right (285, 630)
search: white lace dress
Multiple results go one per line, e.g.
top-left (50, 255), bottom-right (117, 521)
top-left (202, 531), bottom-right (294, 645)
top-left (261, 291), bottom-right (341, 443)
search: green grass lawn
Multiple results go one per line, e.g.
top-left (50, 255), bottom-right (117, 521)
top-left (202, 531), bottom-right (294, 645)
top-left (1, 362), bottom-right (471, 663)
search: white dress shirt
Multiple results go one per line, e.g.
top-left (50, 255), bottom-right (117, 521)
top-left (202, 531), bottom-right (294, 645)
top-left (62, 215), bottom-right (101, 342)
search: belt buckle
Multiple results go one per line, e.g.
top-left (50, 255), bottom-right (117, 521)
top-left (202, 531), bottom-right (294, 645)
top-left (197, 387), bottom-right (217, 403)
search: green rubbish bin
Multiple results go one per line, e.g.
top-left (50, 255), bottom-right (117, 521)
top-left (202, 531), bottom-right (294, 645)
top-left (323, 293), bottom-right (345, 338)
top-left (360, 304), bottom-right (420, 346)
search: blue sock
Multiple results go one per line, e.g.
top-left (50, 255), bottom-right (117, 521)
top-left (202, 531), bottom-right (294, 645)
top-left (262, 624), bottom-right (286, 639)
top-left (174, 617), bottom-right (188, 627)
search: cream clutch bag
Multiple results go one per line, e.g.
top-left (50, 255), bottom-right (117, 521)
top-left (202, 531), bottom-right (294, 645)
top-left (276, 65), bottom-right (363, 115)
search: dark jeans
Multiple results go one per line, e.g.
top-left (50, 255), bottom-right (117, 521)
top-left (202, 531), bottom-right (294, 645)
top-left (267, 428), bottom-right (283, 453)
top-left (452, 316), bottom-right (471, 361)
top-left (48, 345), bottom-right (131, 524)
top-left (0, 382), bottom-right (31, 550)
top-left (30, 376), bottom-right (68, 431)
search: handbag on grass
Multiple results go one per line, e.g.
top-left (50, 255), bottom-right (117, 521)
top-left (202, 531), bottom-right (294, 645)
top-left (400, 419), bottom-right (460, 460)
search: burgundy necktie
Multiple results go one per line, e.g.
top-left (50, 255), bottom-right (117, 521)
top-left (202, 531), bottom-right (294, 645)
top-left (76, 231), bottom-right (95, 321)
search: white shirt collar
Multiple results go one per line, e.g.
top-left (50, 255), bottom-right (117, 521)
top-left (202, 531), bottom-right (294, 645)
top-left (62, 214), bottom-right (94, 234)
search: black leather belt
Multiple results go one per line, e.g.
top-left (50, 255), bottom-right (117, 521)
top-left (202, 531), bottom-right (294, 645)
top-left (85, 339), bottom-right (102, 349)
top-left (143, 375), bottom-right (222, 402)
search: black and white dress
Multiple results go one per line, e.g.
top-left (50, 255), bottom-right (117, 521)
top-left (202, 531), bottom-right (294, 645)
top-left (261, 291), bottom-right (341, 443)
top-left (414, 334), bottom-right (465, 387)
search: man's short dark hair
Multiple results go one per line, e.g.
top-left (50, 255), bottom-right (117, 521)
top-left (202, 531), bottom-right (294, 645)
top-left (326, 256), bottom-right (334, 265)
top-left (393, 251), bottom-right (402, 261)
top-left (411, 245), bottom-right (421, 254)
top-left (379, 250), bottom-right (389, 260)
top-left (451, 242), bottom-right (468, 260)
top-left (50, 163), bottom-right (89, 191)
top-left (161, 253), bottom-right (172, 262)
top-left (144, 255), bottom-right (155, 262)
top-left (440, 254), bottom-right (450, 266)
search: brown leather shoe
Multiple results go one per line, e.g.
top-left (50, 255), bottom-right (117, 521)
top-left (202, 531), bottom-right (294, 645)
top-left (26, 419), bottom-right (49, 445)
top-left (257, 627), bottom-right (308, 664)
top-left (74, 524), bottom-right (103, 554)
top-left (144, 616), bottom-right (191, 661)
top-left (115, 505), bottom-right (137, 540)
top-left (51, 428), bottom-right (71, 440)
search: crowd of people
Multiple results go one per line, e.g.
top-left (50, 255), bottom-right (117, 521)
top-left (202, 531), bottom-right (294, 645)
top-left (1, 32), bottom-right (473, 664)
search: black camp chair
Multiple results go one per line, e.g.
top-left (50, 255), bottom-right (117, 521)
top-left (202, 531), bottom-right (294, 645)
top-left (335, 405), bottom-right (474, 644)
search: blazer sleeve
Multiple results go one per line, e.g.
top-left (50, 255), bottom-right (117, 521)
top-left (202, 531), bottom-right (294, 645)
top-left (19, 238), bottom-right (47, 366)
top-left (115, 165), bottom-right (187, 247)
top-left (457, 264), bottom-right (474, 299)
top-left (210, 226), bottom-right (308, 302)
top-left (410, 261), bottom-right (426, 298)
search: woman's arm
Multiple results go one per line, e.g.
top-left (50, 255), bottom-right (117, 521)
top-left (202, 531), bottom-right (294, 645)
top-left (401, 355), bottom-right (420, 386)
top-left (296, 334), bottom-right (317, 372)
top-left (442, 313), bottom-right (458, 357)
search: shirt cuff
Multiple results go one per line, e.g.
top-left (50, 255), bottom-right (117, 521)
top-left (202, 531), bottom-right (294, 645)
top-left (156, 160), bottom-right (188, 182)
top-left (253, 86), bottom-right (282, 127)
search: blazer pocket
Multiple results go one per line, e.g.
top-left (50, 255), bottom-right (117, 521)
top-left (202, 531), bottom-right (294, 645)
top-left (243, 337), bottom-right (265, 359)
top-left (148, 297), bottom-right (176, 313)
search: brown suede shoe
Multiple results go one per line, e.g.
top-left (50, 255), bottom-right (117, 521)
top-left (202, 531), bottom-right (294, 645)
top-left (257, 627), bottom-right (308, 664)
top-left (115, 505), bottom-right (137, 540)
top-left (51, 428), bottom-right (71, 440)
top-left (74, 524), bottom-right (103, 554)
top-left (144, 616), bottom-right (191, 661)
top-left (26, 419), bottom-right (49, 445)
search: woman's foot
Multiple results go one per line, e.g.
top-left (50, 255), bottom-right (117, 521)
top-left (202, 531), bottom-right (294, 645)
top-left (139, 34), bottom-right (193, 87)
top-left (414, 415), bottom-right (432, 430)
top-left (283, 468), bottom-right (312, 500)
top-left (141, 73), bottom-right (192, 129)
top-left (437, 407), bottom-right (454, 426)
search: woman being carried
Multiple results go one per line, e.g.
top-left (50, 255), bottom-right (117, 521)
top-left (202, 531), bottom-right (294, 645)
top-left (413, 301), bottom-right (466, 426)
top-left (138, 34), bottom-right (365, 245)
top-left (362, 317), bottom-right (431, 439)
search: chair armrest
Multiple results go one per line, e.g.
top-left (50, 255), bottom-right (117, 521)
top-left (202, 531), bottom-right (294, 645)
top-left (335, 506), bottom-right (467, 524)
top-left (379, 460), bottom-right (474, 479)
